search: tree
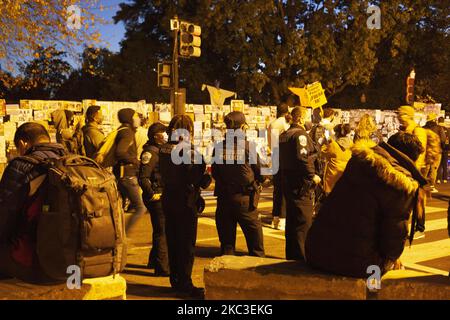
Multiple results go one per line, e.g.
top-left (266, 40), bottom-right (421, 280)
top-left (56, 47), bottom-right (114, 100)
top-left (0, 0), bottom-right (103, 71)
top-left (19, 46), bottom-right (73, 99)
top-left (113, 0), bottom-right (450, 107)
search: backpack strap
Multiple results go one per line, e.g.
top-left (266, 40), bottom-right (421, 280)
top-left (15, 155), bottom-right (44, 166)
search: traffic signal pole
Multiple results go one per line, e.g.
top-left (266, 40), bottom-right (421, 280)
top-left (172, 16), bottom-right (180, 115)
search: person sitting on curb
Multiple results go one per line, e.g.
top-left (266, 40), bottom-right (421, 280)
top-left (305, 132), bottom-right (428, 278)
top-left (0, 123), bottom-right (67, 283)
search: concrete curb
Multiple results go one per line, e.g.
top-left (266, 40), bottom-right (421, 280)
top-left (204, 256), bottom-right (367, 300)
top-left (0, 274), bottom-right (127, 300)
top-left (204, 256), bottom-right (450, 300)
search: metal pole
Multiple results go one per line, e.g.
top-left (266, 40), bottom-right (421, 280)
top-left (172, 16), bottom-right (179, 115)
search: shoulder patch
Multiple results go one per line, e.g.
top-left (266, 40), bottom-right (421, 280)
top-left (298, 135), bottom-right (308, 147)
top-left (141, 152), bottom-right (152, 165)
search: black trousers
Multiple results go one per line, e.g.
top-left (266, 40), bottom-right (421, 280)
top-left (144, 200), bottom-right (169, 274)
top-left (272, 172), bottom-right (286, 218)
top-left (437, 151), bottom-right (449, 181)
top-left (215, 193), bottom-right (265, 257)
top-left (162, 192), bottom-right (198, 290)
top-left (282, 177), bottom-right (315, 261)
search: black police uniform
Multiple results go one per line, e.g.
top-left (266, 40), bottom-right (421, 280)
top-left (138, 142), bottom-right (169, 275)
top-left (279, 123), bottom-right (318, 260)
top-left (159, 140), bottom-right (209, 292)
top-left (212, 138), bottom-right (265, 257)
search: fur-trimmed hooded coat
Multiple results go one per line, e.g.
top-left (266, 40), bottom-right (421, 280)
top-left (305, 139), bottom-right (428, 278)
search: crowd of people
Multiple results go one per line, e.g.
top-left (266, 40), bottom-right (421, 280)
top-left (0, 103), bottom-right (449, 299)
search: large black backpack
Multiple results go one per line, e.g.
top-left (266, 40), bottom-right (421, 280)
top-left (20, 154), bottom-right (127, 281)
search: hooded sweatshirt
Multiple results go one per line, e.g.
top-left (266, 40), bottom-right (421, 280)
top-left (113, 109), bottom-right (139, 177)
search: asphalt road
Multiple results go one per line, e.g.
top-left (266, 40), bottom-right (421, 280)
top-left (123, 184), bottom-right (450, 300)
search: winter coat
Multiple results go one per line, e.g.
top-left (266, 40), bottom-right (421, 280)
top-left (322, 137), bottom-right (353, 194)
top-left (82, 122), bottom-right (105, 159)
top-left (0, 143), bottom-right (67, 244)
top-left (113, 124), bottom-right (139, 178)
top-left (305, 139), bottom-right (428, 278)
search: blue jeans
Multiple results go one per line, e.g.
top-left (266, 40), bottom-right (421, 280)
top-left (118, 176), bottom-right (147, 233)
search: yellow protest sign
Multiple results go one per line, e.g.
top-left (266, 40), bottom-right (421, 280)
top-left (306, 82), bottom-right (327, 109)
top-left (288, 87), bottom-right (310, 107)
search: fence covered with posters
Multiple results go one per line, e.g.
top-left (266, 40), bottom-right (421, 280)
top-left (0, 98), bottom-right (446, 177)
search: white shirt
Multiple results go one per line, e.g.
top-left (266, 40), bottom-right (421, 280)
top-left (268, 116), bottom-right (290, 149)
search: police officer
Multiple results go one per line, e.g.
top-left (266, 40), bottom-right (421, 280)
top-left (279, 107), bottom-right (321, 261)
top-left (138, 122), bottom-right (169, 276)
top-left (212, 111), bottom-right (265, 257)
top-left (159, 115), bottom-right (211, 299)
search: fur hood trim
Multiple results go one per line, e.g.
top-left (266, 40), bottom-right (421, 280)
top-left (351, 139), bottom-right (419, 194)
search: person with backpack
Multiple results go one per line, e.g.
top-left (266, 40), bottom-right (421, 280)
top-left (51, 109), bottom-right (84, 155)
top-left (114, 108), bottom-right (147, 233)
top-left (0, 123), bottom-right (67, 282)
top-left (0, 122), bottom-right (128, 284)
top-left (82, 105), bottom-right (105, 159)
top-left (159, 115), bottom-right (211, 299)
top-left (437, 117), bottom-right (450, 183)
top-left (138, 122), bottom-right (169, 276)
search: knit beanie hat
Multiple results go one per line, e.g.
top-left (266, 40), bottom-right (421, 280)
top-left (118, 108), bottom-right (135, 125)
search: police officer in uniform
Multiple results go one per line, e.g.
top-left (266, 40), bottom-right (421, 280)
top-left (138, 122), bottom-right (169, 276)
top-left (159, 115), bottom-right (211, 299)
top-left (212, 111), bottom-right (265, 257)
top-left (279, 107), bottom-right (321, 261)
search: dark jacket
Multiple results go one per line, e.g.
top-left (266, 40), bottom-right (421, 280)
top-left (159, 141), bottom-right (209, 212)
top-left (424, 121), bottom-right (446, 146)
top-left (279, 123), bottom-right (317, 186)
top-left (0, 143), bottom-right (67, 243)
top-left (305, 140), bottom-right (428, 278)
top-left (82, 122), bottom-right (105, 159)
top-left (113, 124), bottom-right (139, 178)
top-left (212, 138), bottom-right (264, 197)
top-left (138, 142), bottom-right (164, 202)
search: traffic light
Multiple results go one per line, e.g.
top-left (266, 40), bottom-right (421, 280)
top-left (157, 62), bottom-right (172, 89)
top-left (406, 76), bottom-right (415, 105)
top-left (179, 22), bottom-right (201, 58)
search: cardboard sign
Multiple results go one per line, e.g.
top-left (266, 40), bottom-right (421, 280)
top-left (231, 100), bottom-right (244, 113)
top-left (193, 105), bottom-right (204, 114)
top-left (289, 87), bottom-right (310, 107)
top-left (306, 82), bottom-right (327, 109)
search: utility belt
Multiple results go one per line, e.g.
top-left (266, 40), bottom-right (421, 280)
top-left (218, 181), bottom-right (262, 211)
top-left (117, 163), bottom-right (138, 178)
top-left (293, 180), bottom-right (315, 199)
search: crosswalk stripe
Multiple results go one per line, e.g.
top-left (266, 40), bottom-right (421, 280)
top-left (401, 239), bottom-right (450, 264)
top-left (401, 262), bottom-right (449, 276)
top-left (423, 218), bottom-right (448, 232)
top-left (426, 206), bottom-right (448, 214)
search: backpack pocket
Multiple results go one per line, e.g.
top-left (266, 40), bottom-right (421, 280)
top-left (81, 188), bottom-right (116, 250)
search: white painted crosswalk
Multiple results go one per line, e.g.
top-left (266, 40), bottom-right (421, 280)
top-left (200, 191), bottom-right (450, 275)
